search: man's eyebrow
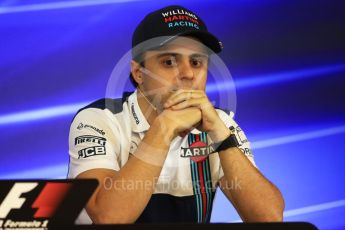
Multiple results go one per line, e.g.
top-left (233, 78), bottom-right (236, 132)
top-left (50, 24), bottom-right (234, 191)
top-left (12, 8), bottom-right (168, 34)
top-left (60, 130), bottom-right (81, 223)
top-left (155, 52), bottom-right (208, 58)
top-left (190, 53), bottom-right (209, 59)
top-left (155, 52), bottom-right (179, 58)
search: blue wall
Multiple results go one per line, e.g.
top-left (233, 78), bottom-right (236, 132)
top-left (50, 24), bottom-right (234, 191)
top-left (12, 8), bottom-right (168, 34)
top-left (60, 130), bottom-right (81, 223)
top-left (1, 0), bottom-right (344, 229)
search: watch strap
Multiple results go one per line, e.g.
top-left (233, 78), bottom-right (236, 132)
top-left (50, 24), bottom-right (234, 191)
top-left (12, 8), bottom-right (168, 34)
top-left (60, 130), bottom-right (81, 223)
top-left (212, 133), bottom-right (239, 153)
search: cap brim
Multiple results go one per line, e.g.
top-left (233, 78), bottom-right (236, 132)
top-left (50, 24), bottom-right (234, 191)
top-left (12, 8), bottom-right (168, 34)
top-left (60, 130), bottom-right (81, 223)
top-left (160, 30), bottom-right (223, 54)
top-left (131, 31), bottom-right (222, 62)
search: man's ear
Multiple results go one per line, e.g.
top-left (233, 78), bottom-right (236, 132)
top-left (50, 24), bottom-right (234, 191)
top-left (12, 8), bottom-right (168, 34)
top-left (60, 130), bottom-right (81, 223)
top-left (131, 60), bottom-right (143, 85)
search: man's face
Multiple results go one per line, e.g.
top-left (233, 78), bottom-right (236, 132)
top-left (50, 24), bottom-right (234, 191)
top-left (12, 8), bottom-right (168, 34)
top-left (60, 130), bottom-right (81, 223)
top-left (139, 36), bottom-right (209, 110)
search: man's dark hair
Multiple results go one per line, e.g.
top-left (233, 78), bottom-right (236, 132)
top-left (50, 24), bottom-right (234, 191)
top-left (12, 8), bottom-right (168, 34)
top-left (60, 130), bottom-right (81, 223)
top-left (130, 53), bottom-right (145, 88)
top-left (129, 72), bottom-right (139, 88)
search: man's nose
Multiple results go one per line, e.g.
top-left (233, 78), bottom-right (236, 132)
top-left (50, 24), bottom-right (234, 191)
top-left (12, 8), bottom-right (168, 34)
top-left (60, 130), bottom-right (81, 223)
top-left (177, 60), bottom-right (194, 81)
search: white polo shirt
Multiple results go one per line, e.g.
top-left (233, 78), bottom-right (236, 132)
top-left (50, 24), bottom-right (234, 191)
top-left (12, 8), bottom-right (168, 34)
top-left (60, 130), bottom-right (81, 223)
top-left (68, 90), bottom-right (256, 224)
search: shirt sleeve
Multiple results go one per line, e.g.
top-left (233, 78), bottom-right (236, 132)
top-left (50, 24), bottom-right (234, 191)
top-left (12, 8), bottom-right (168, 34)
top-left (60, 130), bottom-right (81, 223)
top-left (67, 108), bottom-right (121, 178)
top-left (215, 109), bottom-right (257, 181)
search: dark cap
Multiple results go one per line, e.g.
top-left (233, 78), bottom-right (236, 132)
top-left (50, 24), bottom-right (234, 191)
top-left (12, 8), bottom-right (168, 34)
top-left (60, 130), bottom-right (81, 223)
top-left (131, 5), bottom-right (222, 59)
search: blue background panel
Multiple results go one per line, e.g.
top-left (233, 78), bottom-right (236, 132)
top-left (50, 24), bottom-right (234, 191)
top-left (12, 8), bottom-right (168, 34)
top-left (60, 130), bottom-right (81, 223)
top-left (0, 0), bottom-right (345, 229)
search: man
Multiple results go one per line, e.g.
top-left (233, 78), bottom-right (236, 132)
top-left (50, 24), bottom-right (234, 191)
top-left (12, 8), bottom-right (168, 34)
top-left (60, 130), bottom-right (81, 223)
top-left (68, 5), bottom-right (284, 224)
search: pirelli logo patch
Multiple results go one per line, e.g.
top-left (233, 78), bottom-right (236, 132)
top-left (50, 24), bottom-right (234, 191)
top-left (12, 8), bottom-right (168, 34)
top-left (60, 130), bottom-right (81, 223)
top-left (74, 135), bottom-right (107, 159)
top-left (75, 135), bottom-right (106, 146)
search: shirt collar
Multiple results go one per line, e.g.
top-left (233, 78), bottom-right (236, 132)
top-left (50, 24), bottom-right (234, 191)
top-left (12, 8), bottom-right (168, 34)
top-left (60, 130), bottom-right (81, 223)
top-left (190, 128), bottom-right (202, 134)
top-left (128, 90), bottom-right (150, 133)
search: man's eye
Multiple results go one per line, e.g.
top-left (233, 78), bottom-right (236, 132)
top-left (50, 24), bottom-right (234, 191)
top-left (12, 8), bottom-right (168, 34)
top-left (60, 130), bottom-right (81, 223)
top-left (162, 57), bottom-right (177, 67)
top-left (191, 59), bottom-right (203, 67)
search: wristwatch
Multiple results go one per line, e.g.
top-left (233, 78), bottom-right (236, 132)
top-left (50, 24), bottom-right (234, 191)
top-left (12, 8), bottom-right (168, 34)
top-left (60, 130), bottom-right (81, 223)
top-left (212, 133), bottom-right (239, 153)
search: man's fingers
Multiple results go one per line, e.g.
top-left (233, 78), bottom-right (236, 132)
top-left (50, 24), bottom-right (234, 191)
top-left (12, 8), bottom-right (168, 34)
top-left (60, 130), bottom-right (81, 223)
top-left (169, 98), bottom-right (210, 110)
top-left (164, 90), bottom-right (204, 108)
top-left (171, 99), bottom-right (191, 110)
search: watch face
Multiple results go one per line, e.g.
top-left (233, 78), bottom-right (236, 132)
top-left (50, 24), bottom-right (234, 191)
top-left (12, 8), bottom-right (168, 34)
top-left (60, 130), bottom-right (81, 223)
top-left (235, 126), bottom-right (248, 146)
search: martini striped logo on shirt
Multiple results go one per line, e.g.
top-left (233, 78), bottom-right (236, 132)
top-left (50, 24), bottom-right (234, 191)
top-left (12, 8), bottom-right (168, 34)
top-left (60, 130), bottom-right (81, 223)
top-left (188, 132), bottom-right (214, 223)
